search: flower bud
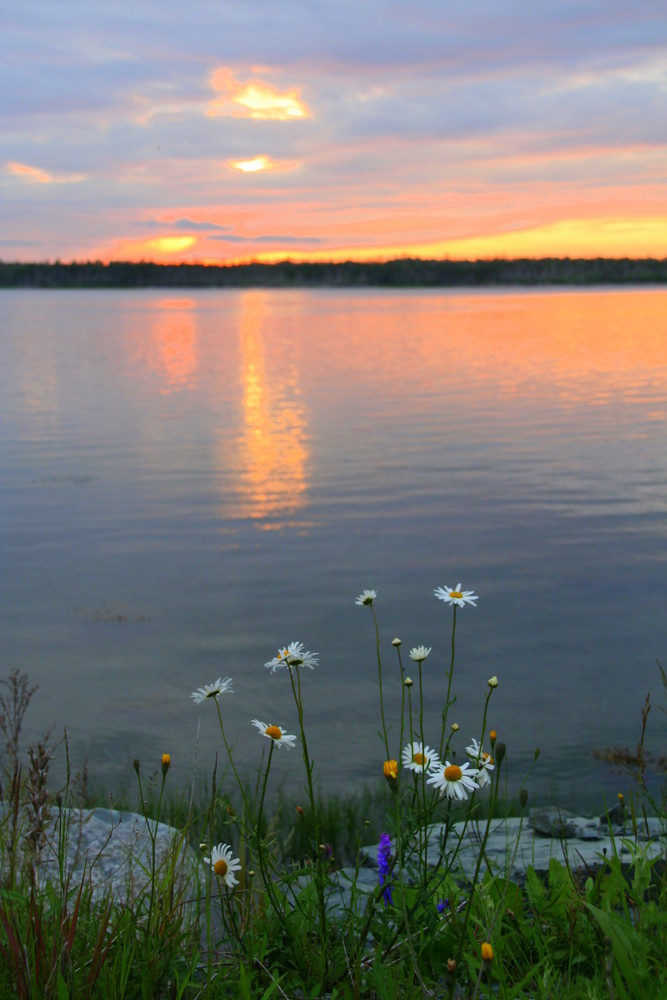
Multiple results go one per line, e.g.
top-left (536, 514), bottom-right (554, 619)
top-left (404, 676), bottom-right (414, 687)
top-left (133, 758), bottom-right (141, 775)
top-left (519, 788), bottom-right (528, 808)
top-left (161, 753), bottom-right (171, 776)
top-left (495, 741), bottom-right (506, 765)
top-left (392, 637), bottom-right (402, 647)
top-left (489, 729), bottom-right (497, 746)
top-left (487, 676), bottom-right (499, 689)
top-left (447, 958), bottom-right (457, 974)
top-left (383, 759), bottom-right (398, 787)
top-left (451, 723), bottom-right (459, 732)
top-left (481, 942), bottom-right (494, 962)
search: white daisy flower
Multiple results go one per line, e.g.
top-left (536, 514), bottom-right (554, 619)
top-left (204, 843), bottom-right (242, 888)
top-left (427, 760), bottom-right (479, 801)
top-left (252, 719), bottom-right (297, 750)
top-left (191, 677), bottom-right (233, 705)
top-left (465, 738), bottom-right (495, 788)
top-left (434, 583), bottom-right (478, 608)
top-left (401, 741), bottom-right (440, 773)
top-left (409, 645), bottom-right (431, 663)
top-left (264, 641), bottom-right (319, 673)
top-left (355, 589), bottom-right (377, 607)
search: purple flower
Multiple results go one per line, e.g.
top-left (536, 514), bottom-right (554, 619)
top-left (378, 832), bottom-right (393, 907)
top-left (437, 898), bottom-right (450, 915)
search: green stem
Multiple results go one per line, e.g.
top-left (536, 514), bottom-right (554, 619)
top-left (372, 606), bottom-right (391, 759)
top-left (215, 698), bottom-right (251, 817)
top-left (440, 605), bottom-right (457, 758)
top-left (288, 665), bottom-right (329, 986)
top-left (255, 741), bottom-right (284, 920)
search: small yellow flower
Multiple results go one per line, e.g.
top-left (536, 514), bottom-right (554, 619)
top-left (617, 792), bottom-right (624, 803)
top-left (161, 753), bottom-right (171, 776)
top-left (481, 942), bottom-right (494, 962)
top-left (489, 729), bottom-right (497, 744)
top-left (383, 759), bottom-right (398, 785)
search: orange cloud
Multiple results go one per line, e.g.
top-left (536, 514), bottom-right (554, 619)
top-left (227, 155), bottom-right (299, 173)
top-left (224, 216), bottom-right (667, 264)
top-left (6, 161), bottom-right (86, 184)
top-left (208, 68), bottom-right (311, 120)
top-left (104, 235), bottom-right (198, 261)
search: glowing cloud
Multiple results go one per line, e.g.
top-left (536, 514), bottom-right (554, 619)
top-left (105, 235), bottom-right (198, 261)
top-left (227, 155), bottom-right (298, 173)
top-left (6, 161), bottom-right (86, 184)
top-left (208, 68), bottom-right (311, 120)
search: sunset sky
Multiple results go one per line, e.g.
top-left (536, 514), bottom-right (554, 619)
top-left (2, 0), bottom-right (666, 264)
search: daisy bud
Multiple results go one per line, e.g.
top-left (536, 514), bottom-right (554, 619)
top-left (481, 942), bottom-right (494, 962)
top-left (534, 747), bottom-right (541, 759)
top-left (519, 789), bottom-right (528, 808)
top-left (495, 742), bottom-right (506, 765)
top-left (247, 869), bottom-right (256, 878)
top-left (487, 676), bottom-right (499, 689)
top-left (161, 753), bottom-right (171, 776)
top-left (392, 637), bottom-right (402, 647)
top-left (404, 676), bottom-right (414, 687)
top-left (451, 723), bottom-right (459, 732)
top-left (199, 843), bottom-right (207, 852)
top-left (133, 758), bottom-right (141, 775)
top-left (447, 958), bottom-right (457, 974)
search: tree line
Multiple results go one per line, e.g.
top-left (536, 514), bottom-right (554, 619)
top-left (1, 257), bottom-right (666, 288)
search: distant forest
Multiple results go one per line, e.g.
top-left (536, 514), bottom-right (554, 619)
top-left (1, 257), bottom-right (666, 289)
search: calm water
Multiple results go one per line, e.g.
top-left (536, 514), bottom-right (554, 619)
top-left (1, 287), bottom-right (666, 810)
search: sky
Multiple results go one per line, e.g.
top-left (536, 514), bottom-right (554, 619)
top-left (2, 0), bottom-right (666, 264)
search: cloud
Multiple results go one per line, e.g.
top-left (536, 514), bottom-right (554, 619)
top-left (208, 68), bottom-right (311, 120)
top-left (6, 161), bottom-right (86, 184)
top-left (227, 155), bottom-right (299, 173)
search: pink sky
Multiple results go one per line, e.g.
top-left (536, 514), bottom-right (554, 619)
top-left (2, 1), bottom-right (666, 263)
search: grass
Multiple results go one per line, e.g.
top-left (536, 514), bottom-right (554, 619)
top-left (0, 597), bottom-right (665, 999)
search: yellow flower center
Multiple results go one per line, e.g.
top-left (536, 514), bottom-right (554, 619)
top-left (413, 753), bottom-right (427, 766)
top-left (444, 764), bottom-right (463, 782)
top-left (450, 591), bottom-right (463, 599)
top-left (265, 725), bottom-right (282, 740)
top-left (213, 858), bottom-right (228, 877)
top-left (482, 752), bottom-right (493, 765)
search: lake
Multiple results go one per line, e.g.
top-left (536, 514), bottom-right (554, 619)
top-left (1, 286), bottom-right (665, 811)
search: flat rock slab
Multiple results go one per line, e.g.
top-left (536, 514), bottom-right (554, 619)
top-left (363, 810), bottom-right (666, 885)
top-left (4, 806), bottom-right (201, 906)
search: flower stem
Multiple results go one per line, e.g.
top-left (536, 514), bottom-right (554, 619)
top-left (372, 606), bottom-right (391, 759)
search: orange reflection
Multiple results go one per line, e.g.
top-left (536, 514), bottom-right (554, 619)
top-left (142, 297), bottom-right (199, 393)
top-left (231, 291), bottom-right (309, 521)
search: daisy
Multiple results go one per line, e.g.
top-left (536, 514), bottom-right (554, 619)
top-left (355, 589), bottom-right (377, 607)
top-left (427, 760), bottom-right (479, 801)
top-left (434, 583), bottom-right (478, 608)
top-left (409, 645), bottom-right (431, 663)
top-left (402, 741), bottom-right (440, 773)
top-left (191, 677), bottom-right (233, 705)
top-left (204, 843), bottom-right (242, 888)
top-left (465, 738), bottom-right (495, 788)
top-left (264, 641), bottom-right (319, 673)
top-left (252, 719), bottom-right (297, 750)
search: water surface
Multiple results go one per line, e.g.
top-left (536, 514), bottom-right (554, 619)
top-left (1, 287), bottom-right (665, 809)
